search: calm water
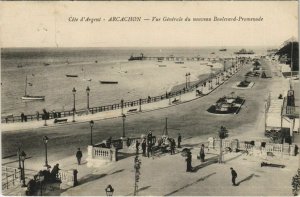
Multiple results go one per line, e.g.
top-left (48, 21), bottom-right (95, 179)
top-left (1, 47), bottom-right (267, 116)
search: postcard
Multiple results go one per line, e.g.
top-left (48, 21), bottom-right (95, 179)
top-left (1, 1), bottom-right (299, 196)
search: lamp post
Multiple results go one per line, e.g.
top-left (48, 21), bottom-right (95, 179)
top-left (105, 185), bottom-right (114, 196)
top-left (90, 120), bottom-right (94, 146)
top-left (20, 151), bottom-right (26, 187)
top-left (17, 147), bottom-right (21, 169)
top-left (43, 136), bottom-right (50, 169)
top-left (122, 113), bottom-right (126, 138)
top-left (185, 73), bottom-right (190, 89)
top-left (86, 86), bottom-right (90, 112)
top-left (72, 87), bottom-right (76, 122)
top-left (121, 99), bottom-right (124, 115)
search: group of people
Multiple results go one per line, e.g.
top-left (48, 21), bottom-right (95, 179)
top-left (135, 132), bottom-right (183, 158)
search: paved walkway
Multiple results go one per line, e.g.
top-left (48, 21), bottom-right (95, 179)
top-left (2, 65), bottom-right (243, 132)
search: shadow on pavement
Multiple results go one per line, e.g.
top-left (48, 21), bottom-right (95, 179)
top-left (236, 173), bottom-right (260, 186)
top-left (224, 152), bottom-right (245, 163)
top-left (118, 152), bottom-right (137, 160)
top-left (79, 173), bottom-right (107, 185)
top-left (125, 185), bottom-right (152, 196)
top-left (192, 156), bottom-right (218, 172)
top-left (110, 169), bottom-right (124, 175)
top-left (164, 172), bottom-right (217, 196)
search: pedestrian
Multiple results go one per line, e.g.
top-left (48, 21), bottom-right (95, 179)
top-left (230, 167), bottom-right (238, 186)
top-left (147, 142), bottom-right (152, 158)
top-left (147, 131), bottom-right (153, 144)
top-left (178, 133), bottom-right (182, 148)
top-left (186, 150), bottom-right (192, 172)
top-left (50, 164), bottom-right (60, 181)
top-left (295, 145), bottom-right (299, 156)
top-left (21, 112), bottom-right (25, 122)
top-left (200, 144), bottom-right (205, 162)
top-left (135, 140), bottom-right (140, 154)
top-left (170, 139), bottom-right (176, 155)
top-left (141, 139), bottom-right (146, 156)
top-left (76, 148), bottom-right (83, 165)
top-left (36, 111), bottom-right (40, 121)
top-left (106, 136), bottom-right (112, 148)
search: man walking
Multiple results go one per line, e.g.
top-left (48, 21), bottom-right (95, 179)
top-left (186, 150), bottom-right (192, 172)
top-left (230, 167), bottom-right (238, 186)
top-left (135, 140), bottom-right (140, 154)
top-left (142, 139), bottom-right (146, 156)
top-left (178, 133), bottom-right (182, 148)
top-left (76, 148), bottom-right (83, 165)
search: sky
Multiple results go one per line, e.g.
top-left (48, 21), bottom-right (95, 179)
top-left (0, 1), bottom-right (298, 48)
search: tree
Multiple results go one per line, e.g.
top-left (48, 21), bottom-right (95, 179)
top-left (218, 126), bottom-right (229, 163)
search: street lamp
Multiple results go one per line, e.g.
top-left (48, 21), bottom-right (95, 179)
top-left (122, 113), bottom-right (126, 138)
top-left (72, 87), bottom-right (76, 122)
top-left (43, 136), bottom-right (50, 169)
top-left (121, 99), bottom-right (124, 115)
top-left (90, 120), bottom-right (94, 145)
top-left (105, 185), bottom-right (114, 196)
top-left (185, 73), bottom-right (190, 89)
top-left (20, 151), bottom-right (26, 187)
top-left (17, 147), bottom-right (21, 169)
top-left (86, 86), bottom-right (90, 112)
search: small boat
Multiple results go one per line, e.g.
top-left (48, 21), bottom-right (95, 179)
top-left (44, 63), bottom-right (50, 66)
top-left (100, 81), bottom-right (118, 84)
top-left (175, 61), bottom-right (184, 64)
top-left (17, 64), bottom-right (23, 68)
top-left (159, 65), bottom-right (167, 67)
top-left (211, 52), bottom-right (215, 54)
top-left (21, 75), bottom-right (45, 100)
top-left (219, 48), bottom-right (227, 51)
top-left (66, 74), bottom-right (78, 78)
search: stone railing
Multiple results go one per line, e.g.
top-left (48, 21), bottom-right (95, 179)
top-left (87, 145), bottom-right (118, 162)
top-left (208, 137), bottom-right (297, 156)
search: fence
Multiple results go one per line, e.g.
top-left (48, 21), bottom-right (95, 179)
top-left (2, 61), bottom-right (243, 124)
top-left (90, 146), bottom-right (118, 162)
top-left (2, 166), bottom-right (22, 190)
top-left (208, 138), bottom-right (296, 156)
top-left (2, 165), bottom-right (77, 191)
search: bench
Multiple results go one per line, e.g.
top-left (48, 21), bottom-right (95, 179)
top-left (54, 118), bottom-right (68, 124)
top-left (127, 109), bottom-right (138, 113)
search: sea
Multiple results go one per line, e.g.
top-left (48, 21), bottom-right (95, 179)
top-left (1, 47), bottom-right (268, 117)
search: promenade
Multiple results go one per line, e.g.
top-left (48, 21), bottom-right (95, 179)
top-left (2, 61), bottom-right (241, 132)
top-left (3, 57), bottom-right (298, 196)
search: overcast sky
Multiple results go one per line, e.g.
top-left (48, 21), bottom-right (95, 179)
top-left (1, 1), bottom-right (298, 48)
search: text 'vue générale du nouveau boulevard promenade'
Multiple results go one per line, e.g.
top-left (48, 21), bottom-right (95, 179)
top-left (1, 45), bottom-right (300, 196)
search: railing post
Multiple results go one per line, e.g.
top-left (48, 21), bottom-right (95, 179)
top-left (73, 169), bottom-right (78, 186)
top-left (139, 99), bottom-right (142, 112)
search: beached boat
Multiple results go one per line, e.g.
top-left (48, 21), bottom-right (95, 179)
top-left (219, 48), bottom-right (227, 51)
top-left (159, 65), bottom-right (167, 67)
top-left (175, 61), bottom-right (184, 64)
top-left (66, 74), bottom-right (78, 78)
top-left (99, 81), bottom-right (118, 84)
top-left (21, 75), bottom-right (45, 100)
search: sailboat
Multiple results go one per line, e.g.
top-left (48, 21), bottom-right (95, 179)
top-left (82, 67), bottom-right (92, 81)
top-left (21, 75), bottom-right (45, 100)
